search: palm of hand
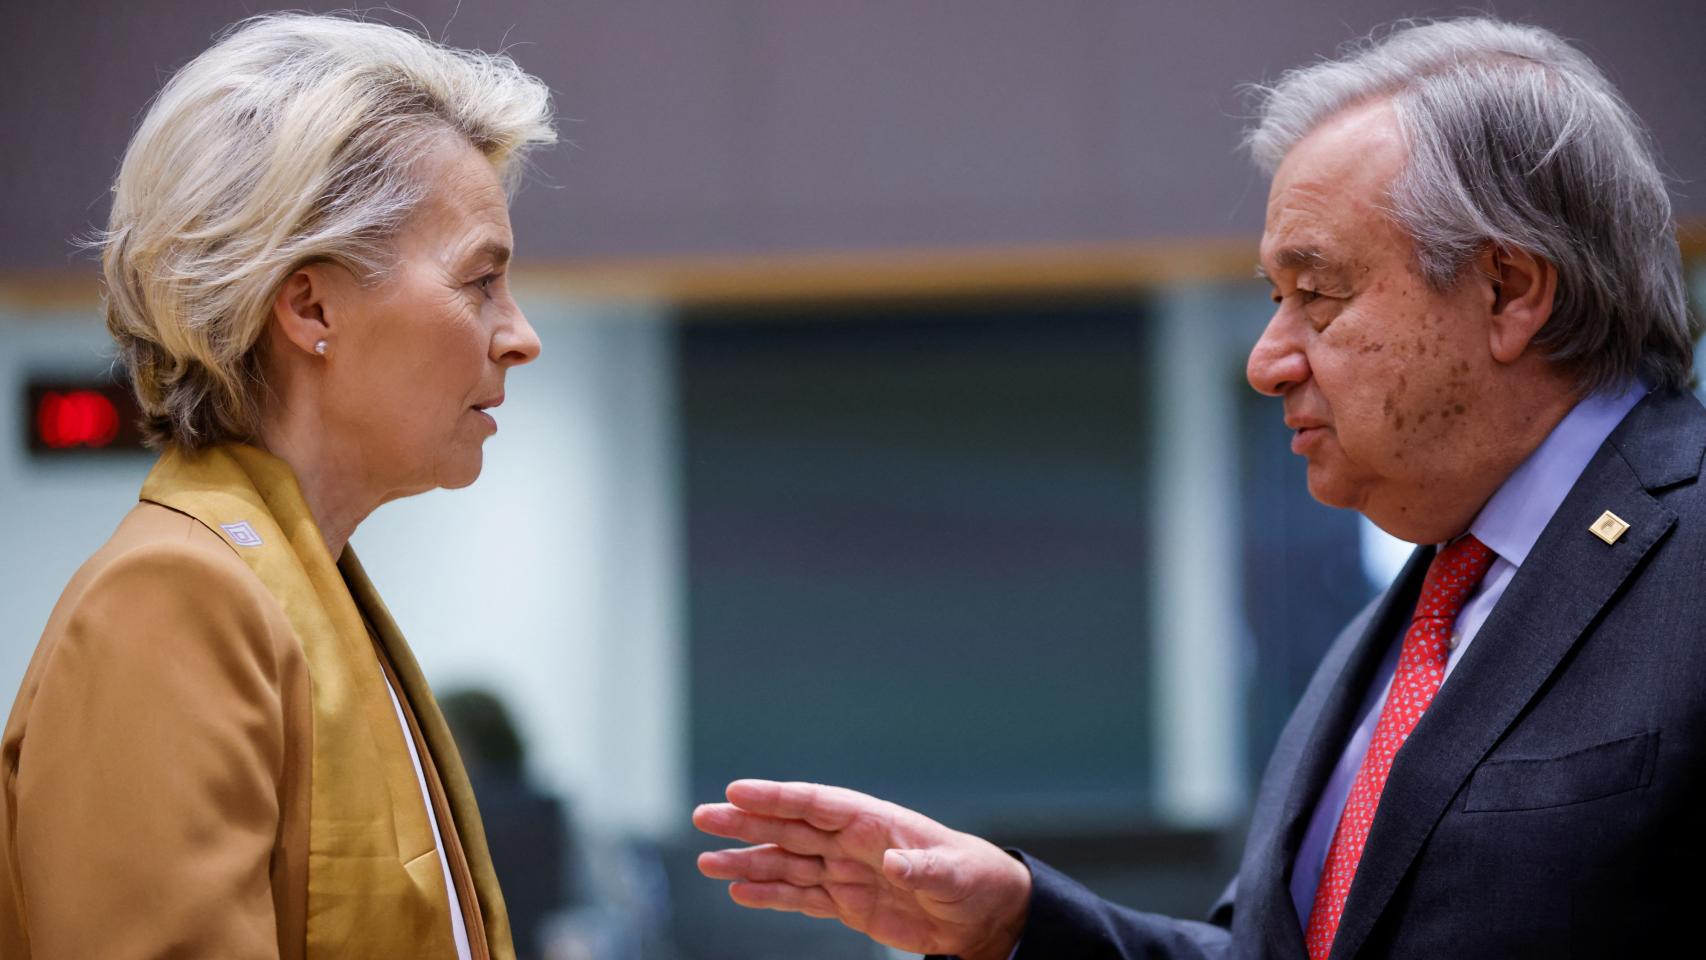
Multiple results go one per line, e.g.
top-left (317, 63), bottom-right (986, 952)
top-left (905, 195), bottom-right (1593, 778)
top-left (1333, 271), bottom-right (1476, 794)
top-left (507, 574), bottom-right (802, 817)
top-left (806, 812), bottom-right (994, 953)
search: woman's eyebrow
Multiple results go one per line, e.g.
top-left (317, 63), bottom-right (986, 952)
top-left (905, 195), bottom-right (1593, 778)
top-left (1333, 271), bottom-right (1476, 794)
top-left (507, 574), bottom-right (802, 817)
top-left (462, 239), bottom-right (512, 269)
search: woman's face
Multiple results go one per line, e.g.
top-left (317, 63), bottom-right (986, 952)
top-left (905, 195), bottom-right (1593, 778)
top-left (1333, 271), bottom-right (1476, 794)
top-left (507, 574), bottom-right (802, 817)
top-left (314, 137), bottom-right (541, 497)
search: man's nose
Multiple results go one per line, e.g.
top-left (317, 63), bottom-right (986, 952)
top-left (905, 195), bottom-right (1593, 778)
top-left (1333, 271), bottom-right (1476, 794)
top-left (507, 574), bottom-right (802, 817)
top-left (1247, 309), bottom-right (1309, 397)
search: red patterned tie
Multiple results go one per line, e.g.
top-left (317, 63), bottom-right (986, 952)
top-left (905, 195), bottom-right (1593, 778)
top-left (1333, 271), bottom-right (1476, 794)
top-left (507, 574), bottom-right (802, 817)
top-left (1304, 534), bottom-right (1495, 960)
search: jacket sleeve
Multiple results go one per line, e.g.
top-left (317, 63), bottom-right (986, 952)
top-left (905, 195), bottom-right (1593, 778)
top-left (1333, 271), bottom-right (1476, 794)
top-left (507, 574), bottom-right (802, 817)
top-left (928, 851), bottom-right (1234, 960)
top-left (12, 542), bottom-right (288, 960)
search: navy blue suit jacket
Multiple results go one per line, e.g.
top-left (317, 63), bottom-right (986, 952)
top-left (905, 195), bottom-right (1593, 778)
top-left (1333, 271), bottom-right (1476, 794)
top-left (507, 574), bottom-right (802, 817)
top-left (1002, 389), bottom-right (1706, 959)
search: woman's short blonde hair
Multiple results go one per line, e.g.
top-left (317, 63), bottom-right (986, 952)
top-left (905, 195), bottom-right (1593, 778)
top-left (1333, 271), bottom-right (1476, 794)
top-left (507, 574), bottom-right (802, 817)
top-left (101, 13), bottom-right (556, 450)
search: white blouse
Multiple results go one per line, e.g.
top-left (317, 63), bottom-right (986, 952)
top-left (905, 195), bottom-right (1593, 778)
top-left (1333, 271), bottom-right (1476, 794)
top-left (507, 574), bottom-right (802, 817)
top-left (380, 670), bottom-right (474, 960)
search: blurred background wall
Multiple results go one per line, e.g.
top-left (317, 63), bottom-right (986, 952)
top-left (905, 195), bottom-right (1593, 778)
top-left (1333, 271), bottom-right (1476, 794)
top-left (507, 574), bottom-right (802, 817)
top-left (3, 2), bottom-right (1704, 959)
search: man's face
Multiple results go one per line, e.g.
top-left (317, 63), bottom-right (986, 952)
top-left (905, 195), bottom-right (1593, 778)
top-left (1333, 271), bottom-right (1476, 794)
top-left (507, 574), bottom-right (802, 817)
top-left (1247, 100), bottom-right (1500, 540)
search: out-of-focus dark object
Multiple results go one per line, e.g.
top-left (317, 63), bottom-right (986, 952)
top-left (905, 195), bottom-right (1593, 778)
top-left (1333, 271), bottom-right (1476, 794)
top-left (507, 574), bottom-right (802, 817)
top-left (442, 689), bottom-right (529, 782)
top-left (23, 374), bottom-right (148, 456)
top-left (441, 690), bottom-right (673, 960)
top-left (441, 689), bottom-right (574, 960)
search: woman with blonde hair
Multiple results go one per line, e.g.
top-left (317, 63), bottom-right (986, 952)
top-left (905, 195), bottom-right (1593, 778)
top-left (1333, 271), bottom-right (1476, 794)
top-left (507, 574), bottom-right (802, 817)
top-left (0, 14), bottom-right (554, 959)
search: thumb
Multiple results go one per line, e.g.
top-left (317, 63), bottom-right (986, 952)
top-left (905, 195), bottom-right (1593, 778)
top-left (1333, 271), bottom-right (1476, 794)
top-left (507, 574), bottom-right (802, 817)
top-left (883, 847), bottom-right (965, 900)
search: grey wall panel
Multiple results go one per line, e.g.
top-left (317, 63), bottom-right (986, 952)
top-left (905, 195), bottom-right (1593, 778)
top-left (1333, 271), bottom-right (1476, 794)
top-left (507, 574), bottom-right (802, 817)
top-left (745, 2), bottom-right (1107, 249)
top-left (4, 0), bottom-right (1702, 269)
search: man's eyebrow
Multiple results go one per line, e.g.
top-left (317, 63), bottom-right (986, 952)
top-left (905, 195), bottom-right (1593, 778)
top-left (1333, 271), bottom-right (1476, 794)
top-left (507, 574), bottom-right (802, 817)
top-left (1276, 246), bottom-right (1331, 270)
top-left (1258, 246), bottom-right (1353, 282)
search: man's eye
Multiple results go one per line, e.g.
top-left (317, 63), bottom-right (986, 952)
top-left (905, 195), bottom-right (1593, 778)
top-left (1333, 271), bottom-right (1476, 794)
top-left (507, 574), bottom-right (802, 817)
top-left (473, 273), bottom-right (502, 294)
top-left (1272, 289), bottom-right (1324, 306)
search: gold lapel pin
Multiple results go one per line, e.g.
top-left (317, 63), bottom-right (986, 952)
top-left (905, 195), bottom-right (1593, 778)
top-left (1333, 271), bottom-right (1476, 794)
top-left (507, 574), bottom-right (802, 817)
top-left (1590, 510), bottom-right (1630, 545)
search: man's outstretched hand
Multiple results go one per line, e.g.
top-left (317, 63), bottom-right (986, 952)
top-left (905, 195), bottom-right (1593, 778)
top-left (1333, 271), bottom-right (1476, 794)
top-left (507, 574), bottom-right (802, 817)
top-left (693, 779), bottom-right (1031, 960)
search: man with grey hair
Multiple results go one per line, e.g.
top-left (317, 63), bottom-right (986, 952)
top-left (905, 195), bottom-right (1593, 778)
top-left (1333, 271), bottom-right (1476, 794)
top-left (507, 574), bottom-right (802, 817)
top-left (694, 17), bottom-right (1703, 960)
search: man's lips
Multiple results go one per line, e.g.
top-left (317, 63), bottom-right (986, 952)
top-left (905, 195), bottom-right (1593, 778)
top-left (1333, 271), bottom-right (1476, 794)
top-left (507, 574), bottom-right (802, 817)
top-left (1282, 414), bottom-right (1330, 456)
top-left (1289, 422), bottom-right (1329, 454)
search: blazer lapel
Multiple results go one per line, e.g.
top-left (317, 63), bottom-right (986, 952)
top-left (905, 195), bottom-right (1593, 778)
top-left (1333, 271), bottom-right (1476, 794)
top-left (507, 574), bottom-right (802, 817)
top-left (1326, 391), bottom-right (1703, 960)
top-left (140, 444), bottom-right (461, 960)
top-left (1243, 547), bottom-right (1433, 960)
top-left (341, 549), bottom-right (518, 960)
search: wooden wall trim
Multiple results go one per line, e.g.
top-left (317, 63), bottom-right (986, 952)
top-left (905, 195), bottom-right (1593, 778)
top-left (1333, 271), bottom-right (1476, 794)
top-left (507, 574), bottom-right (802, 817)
top-left (512, 239), bottom-right (1260, 306)
top-left (4, 221), bottom-right (1703, 313)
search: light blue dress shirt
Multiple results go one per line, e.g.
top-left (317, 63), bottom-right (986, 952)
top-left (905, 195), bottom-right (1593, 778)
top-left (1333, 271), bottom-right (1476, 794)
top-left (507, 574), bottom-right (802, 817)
top-left (1285, 381), bottom-right (1648, 929)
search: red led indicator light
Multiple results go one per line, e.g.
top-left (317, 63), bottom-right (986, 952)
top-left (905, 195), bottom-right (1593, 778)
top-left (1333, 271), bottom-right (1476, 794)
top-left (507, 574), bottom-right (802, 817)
top-left (36, 390), bottom-right (121, 449)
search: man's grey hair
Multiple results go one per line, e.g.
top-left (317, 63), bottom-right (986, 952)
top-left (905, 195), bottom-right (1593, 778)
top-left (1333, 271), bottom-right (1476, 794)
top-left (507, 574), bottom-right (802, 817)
top-left (1246, 17), bottom-right (1698, 393)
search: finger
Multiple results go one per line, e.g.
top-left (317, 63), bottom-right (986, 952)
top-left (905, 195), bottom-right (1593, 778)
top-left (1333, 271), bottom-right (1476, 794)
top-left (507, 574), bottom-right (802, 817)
top-left (692, 803), bottom-right (839, 856)
top-left (698, 845), bottom-right (828, 887)
top-left (725, 779), bottom-right (880, 832)
top-left (701, 845), bottom-right (875, 885)
top-left (883, 847), bottom-right (971, 902)
top-left (729, 881), bottom-right (840, 920)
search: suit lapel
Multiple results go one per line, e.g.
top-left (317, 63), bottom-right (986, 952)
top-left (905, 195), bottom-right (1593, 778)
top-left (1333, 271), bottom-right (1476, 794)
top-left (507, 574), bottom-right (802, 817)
top-left (1242, 547), bottom-right (1433, 960)
top-left (1326, 391), bottom-right (1702, 959)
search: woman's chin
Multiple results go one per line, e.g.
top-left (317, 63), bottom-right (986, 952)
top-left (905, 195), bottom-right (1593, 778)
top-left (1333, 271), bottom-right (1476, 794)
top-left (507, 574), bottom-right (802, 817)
top-left (436, 449), bottom-right (485, 490)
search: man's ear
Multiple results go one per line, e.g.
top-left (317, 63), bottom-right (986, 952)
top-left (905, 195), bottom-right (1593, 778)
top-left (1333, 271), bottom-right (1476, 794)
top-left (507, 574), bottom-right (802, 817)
top-left (1478, 243), bottom-right (1558, 365)
top-left (270, 263), bottom-right (338, 357)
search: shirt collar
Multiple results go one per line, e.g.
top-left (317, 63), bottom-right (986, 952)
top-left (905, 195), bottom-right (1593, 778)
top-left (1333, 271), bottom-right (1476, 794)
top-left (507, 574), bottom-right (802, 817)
top-left (1466, 381), bottom-right (1648, 567)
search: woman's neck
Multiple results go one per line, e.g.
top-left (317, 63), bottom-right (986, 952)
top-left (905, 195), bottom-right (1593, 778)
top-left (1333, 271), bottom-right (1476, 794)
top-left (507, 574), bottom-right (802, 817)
top-left (254, 415), bottom-right (377, 560)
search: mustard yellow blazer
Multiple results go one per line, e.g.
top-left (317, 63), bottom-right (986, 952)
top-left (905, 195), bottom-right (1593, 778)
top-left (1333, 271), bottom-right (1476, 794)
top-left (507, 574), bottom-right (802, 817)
top-left (0, 444), bottom-right (515, 960)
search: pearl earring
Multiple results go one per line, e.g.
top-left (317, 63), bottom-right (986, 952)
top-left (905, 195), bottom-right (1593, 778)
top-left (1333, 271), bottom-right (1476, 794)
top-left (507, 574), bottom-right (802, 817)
top-left (313, 339), bottom-right (328, 356)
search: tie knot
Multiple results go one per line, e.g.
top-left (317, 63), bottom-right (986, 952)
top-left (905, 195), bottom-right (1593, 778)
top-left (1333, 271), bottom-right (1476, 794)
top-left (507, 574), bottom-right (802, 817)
top-left (1413, 534), bottom-right (1495, 622)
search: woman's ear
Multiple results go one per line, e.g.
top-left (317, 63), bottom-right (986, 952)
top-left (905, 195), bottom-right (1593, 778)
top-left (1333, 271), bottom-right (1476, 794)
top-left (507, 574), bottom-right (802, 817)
top-left (1479, 243), bottom-right (1558, 365)
top-left (270, 263), bottom-right (337, 357)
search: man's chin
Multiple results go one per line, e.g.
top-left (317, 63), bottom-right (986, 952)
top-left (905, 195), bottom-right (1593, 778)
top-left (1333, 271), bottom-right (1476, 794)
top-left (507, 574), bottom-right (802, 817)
top-left (1304, 465), bottom-right (1364, 512)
